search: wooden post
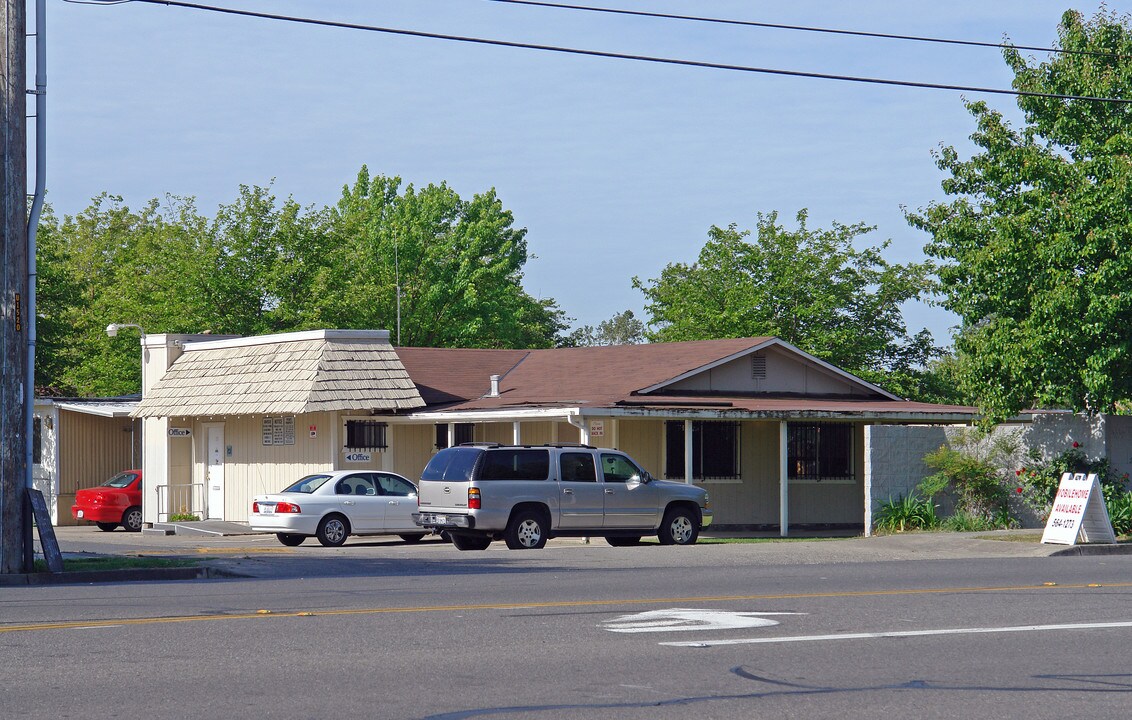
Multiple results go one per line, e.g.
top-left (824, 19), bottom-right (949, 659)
top-left (0, 0), bottom-right (28, 574)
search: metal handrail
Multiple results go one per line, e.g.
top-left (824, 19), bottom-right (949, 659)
top-left (155, 483), bottom-right (205, 521)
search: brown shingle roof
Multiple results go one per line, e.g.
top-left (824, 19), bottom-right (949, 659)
top-left (394, 347), bottom-right (530, 406)
top-left (397, 338), bottom-right (979, 421)
top-left (395, 338), bottom-right (777, 409)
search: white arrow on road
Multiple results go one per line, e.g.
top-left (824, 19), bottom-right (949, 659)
top-left (602, 608), bottom-right (804, 634)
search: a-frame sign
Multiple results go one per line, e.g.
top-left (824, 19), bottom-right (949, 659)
top-left (1040, 473), bottom-right (1117, 545)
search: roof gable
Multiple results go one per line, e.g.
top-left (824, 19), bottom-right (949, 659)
top-left (643, 338), bottom-right (900, 400)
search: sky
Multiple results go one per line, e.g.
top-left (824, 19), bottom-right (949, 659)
top-left (41, 0), bottom-right (1120, 346)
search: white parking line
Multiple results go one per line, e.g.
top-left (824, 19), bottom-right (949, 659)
top-left (661, 620), bottom-right (1132, 647)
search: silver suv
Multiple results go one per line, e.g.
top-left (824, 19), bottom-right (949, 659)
top-left (413, 443), bottom-right (712, 550)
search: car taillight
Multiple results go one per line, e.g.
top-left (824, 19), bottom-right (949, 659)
top-left (275, 501), bottom-right (301, 514)
top-left (252, 501), bottom-right (260, 513)
top-left (468, 488), bottom-right (481, 510)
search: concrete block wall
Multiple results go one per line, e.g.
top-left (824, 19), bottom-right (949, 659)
top-left (865, 414), bottom-right (1123, 534)
top-left (864, 425), bottom-right (947, 533)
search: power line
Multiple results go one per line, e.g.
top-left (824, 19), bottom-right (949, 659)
top-left (70, 0), bottom-right (1132, 105)
top-left (485, 0), bottom-right (1131, 61)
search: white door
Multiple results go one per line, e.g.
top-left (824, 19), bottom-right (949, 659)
top-left (207, 425), bottom-right (225, 520)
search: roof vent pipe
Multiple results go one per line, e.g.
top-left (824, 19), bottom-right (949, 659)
top-left (488, 374), bottom-right (501, 397)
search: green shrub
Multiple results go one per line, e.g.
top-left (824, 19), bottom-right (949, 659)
top-left (169, 513), bottom-right (200, 522)
top-left (1107, 492), bottom-right (1132, 536)
top-left (920, 446), bottom-right (1012, 525)
top-left (874, 493), bottom-right (939, 533)
top-left (1016, 444), bottom-right (1129, 524)
top-left (1016, 446), bottom-right (1112, 509)
top-left (941, 507), bottom-right (1017, 532)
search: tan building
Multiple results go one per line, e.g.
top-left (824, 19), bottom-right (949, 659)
top-left (32, 397), bottom-right (141, 525)
top-left (132, 329), bottom-right (981, 534)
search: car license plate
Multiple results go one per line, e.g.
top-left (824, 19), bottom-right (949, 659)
top-left (434, 514), bottom-right (447, 524)
top-left (260, 505), bottom-right (274, 515)
top-left (76, 510), bottom-right (84, 518)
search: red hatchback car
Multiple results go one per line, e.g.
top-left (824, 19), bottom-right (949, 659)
top-left (72, 470), bottom-right (144, 532)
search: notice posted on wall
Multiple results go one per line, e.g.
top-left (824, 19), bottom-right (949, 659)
top-left (261, 416), bottom-right (296, 446)
top-left (1040, 472), bottom-right (1116, 545)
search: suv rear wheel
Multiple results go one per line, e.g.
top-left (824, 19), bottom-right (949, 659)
top-left (658, 506), bottom-right (699, 546)
top-left (505, 509), bottom-right (549, 550)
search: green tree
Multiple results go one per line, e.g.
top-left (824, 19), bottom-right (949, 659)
top-left (37, 193), bottom-right (212, 395)
top-left (33, 204), bottom-right (83, 394)
top-left (35, 168), bottom-right (568, 396)
top-left (562, 309), bottom-right (646, 347)
top-left (633, 210), bottom-right (939, 394)
top-left (303, 167), bottom-right (567, 348)
top-left (908, 9), bottom-right (1132, 420)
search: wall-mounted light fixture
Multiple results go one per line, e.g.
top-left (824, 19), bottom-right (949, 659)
top-left (106, 323), bottom-right (145, 339)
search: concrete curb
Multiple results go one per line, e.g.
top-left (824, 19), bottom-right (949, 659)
top-left (1048, 543), bottom-right (1132, 557)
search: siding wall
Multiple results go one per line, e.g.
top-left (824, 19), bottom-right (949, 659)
top-left (152, 413), bottom-right (867, 528)
top-left (391, 423), bottom-right (438, 483)
top-left (787, 423), bottom-right (865, 525)
top-left (57, 413), bottom-right (140, 526)
top-left (613, 418), bottom-right (663, 477)
top-left (183, 412), bottom-right (338, 522)
top-left (682, 421), bottom-right (774, 526)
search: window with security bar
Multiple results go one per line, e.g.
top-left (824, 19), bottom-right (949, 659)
top-left (787, 422), bottom-right (853, 481)
top-left (345, 419), bottom-right (388, 449)
top-left (32, 417), bottom-right (42, 464)
top-left (435, 423), bottom-right (475, 449)
top-left (664, 420), bottom-right (740, 480)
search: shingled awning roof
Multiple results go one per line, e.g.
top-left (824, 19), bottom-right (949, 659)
top-left (132, 330), bottom-right (424, 418)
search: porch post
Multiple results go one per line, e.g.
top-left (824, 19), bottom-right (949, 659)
top-left (863, 424), bottom-right (873, 537)
top-left (684, 419), bottom-right (693, 484)
top-left (610, 418), bottom-right (619, 450)
top-left (447, 423), bottom-right (455, 448)
top-left (512, 421), bottom-right (521, 445)
top-left (779, 421), bottom-right (789, 537)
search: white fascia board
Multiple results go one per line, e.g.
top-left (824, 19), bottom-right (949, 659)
top-left (182, 329), bottom-right (391, 352)
top-left (636, 338), bottom-right (901, 401)
top-left (396, 407), bottom-right (584, 424)
top-left (55, 402), bottom-right (138, 418)
top-left (392, 405), bottom-right (985, 425)
top-left (598, 407), bottom-right (981, 423)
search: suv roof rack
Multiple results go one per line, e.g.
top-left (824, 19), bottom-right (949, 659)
top-left (539, 442), bottom-right (596, 449)
top-left (453, 442), bottom-right (599, 450)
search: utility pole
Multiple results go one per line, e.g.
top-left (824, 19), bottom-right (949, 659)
top-left (0, 0), bottom-right (28, 574)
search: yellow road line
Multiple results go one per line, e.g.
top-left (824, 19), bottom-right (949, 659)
top-left (2, 581), bottom-right (1128, 634)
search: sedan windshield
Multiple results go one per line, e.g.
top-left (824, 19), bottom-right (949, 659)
top-left (282, 475), bottom-right (332, 494)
